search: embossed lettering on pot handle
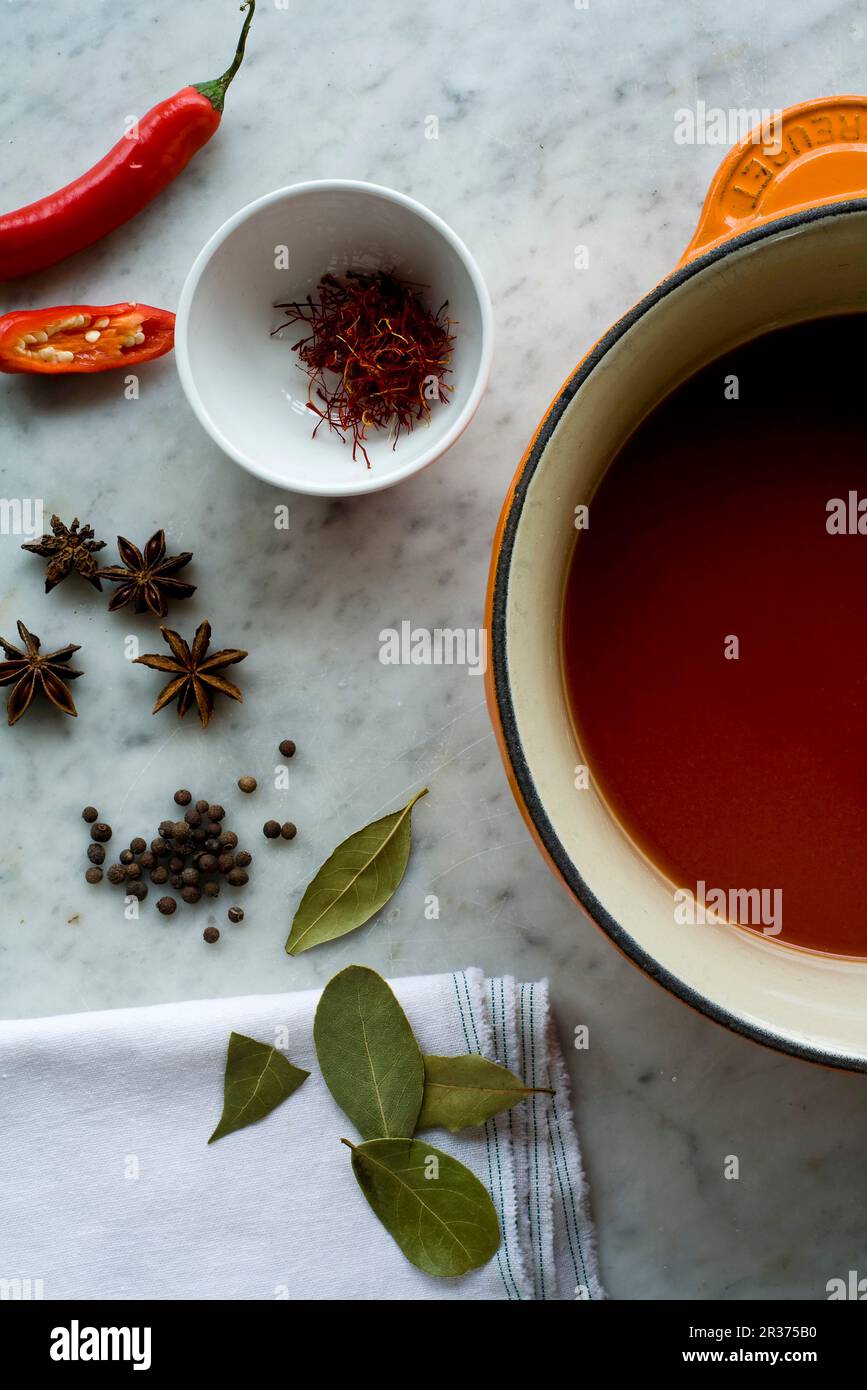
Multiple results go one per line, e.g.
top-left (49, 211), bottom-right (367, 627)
top-left (680, 95), bottom-right (867, 265)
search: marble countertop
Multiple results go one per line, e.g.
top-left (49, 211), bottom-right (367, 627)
top-left (2, 0), bottom-right (865, 1301)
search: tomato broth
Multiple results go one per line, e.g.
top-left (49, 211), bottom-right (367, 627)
top-left (562, 315), bottom-right (867, 956)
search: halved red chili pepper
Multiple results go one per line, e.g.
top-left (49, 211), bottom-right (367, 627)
top-left (0, 2), bottom-right (254, 282)
top-left (0, 304), bottom-right (175, 374)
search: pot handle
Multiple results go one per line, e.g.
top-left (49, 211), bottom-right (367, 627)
top-left (678, 96), bottom-right (867, 266)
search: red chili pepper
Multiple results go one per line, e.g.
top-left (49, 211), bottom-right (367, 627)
top-left (0, 304), bottom-right (175, 374)
top-left (0, 2), bottom-right (255, 282)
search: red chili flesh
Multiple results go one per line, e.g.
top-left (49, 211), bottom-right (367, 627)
top-left (0, 2), bottom-right (254, 281)
top-left (0, 304), bottom-right (175, 374)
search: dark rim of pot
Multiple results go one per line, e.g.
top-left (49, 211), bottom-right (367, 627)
top-left (491, 198), bottom-right (867, 1074)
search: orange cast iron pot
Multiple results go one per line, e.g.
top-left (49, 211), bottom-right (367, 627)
top-left (484, 96), bottom-right (867, 1070)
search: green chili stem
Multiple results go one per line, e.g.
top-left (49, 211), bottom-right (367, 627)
top-left (194, 0), bottom-right (255, 113)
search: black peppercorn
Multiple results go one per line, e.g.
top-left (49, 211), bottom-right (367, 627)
top-left (157, 896), bottom-right (177, 915)
top-left (126, 862), bottom-right (143, 881)
top-left (207, 804), bottom-right (225, 822)
top-left (193, 827), bottom-right (207, 845)
top-left (82, 805), bottom-right (99, 823)
top-left (151, 838), bottom-right (169, 857)
top-left (204, 837), bottom-right (220, 854)
top-left (151, 865), bottom-right (169, 885)
top-left (90, 822), bottom-right (112, 843)
top-left (181, 885), bottom-right (202, 904)
top-left (281, 822), bottom-right (297, 841)
top-left (219, 830), bottom-right (238, 849)
top-left (120, 848), bottom-right (134, 865)
top-left (227, 868), bottom-right (249, 887)
top-left (126, 881), bottom-right (148, 901)
top-left (174, 789), bottom-right (192, 806)
top-left (278, 740), bottom-right (296, 759)
top-left (181, 867), bottom-right (199, 887)
top-left (263, 820), bottom-right (280, 839)
top-left (170, 874), bottom-right (183, 889)
top-left (228, 906), bottom-right (244, 923)
top-left (205, 821), bottom-right (221, 838)
top-left (217, 852), bottom-right (234, 874)
top-left (235, 850), bottom-right (252, 868)
top-left (139, 851), bottom-right (156, 871)
top-left (85, 866), bottom-right (103, 884)
top-left (173, 821), bottom-right (191, 842)
top-left (107, 864), bottom-right (127, 885)
top-left (238, 776), bottom-right (257, 794)
top-left (158, 820), bottom-right (176, 839)
top-left (168, 856), bottom-right (184, 873)
top-left (199, 854), bottom-right (218, 874)
top-left (203, 881), bottom-right (220, 898)
top-left (129, 837), bottom-right (147, 855)
top-left (203, 926), bottom-right (220, 943)
top-left (87, 843), bottom-right (106, 866)
top-left (195, 799), bottom-right (209, 815)
top-left (184, 808), bottom-right (201, 828)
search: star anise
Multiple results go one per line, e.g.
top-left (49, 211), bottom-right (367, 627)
top-left (134, 620), bottom-right (247, 728)
top-left (97, 530), bottom-right (196, 617)
top-left (0, 621), bottom-right (83, 725)
top-left (21, 515), bottom-right (106, 593)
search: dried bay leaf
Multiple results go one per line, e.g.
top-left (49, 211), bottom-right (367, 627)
top-left (285, 788), bottom-right (428, 955)
top-left (343, 1137), bottom-right (501, 1277)
top-left (208, 1031), bottom-right (309, 1143)
top-left (417, 1053), bottom-right (554, 1132)
top-left (314, 965), bottom-right (424, 1140)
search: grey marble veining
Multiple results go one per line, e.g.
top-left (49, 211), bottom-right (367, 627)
top-left (2, 0), bottom-right (866, 1301)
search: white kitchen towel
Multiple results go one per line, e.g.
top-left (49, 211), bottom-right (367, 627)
top-left (0, 969), bottom-right (602, 1301)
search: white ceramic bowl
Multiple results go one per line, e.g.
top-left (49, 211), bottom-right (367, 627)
top-left (175, 181), bottom-right (493, 495)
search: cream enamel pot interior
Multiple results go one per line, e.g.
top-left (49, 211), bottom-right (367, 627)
top-left (487, 98), bottom-right (867, 1070)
